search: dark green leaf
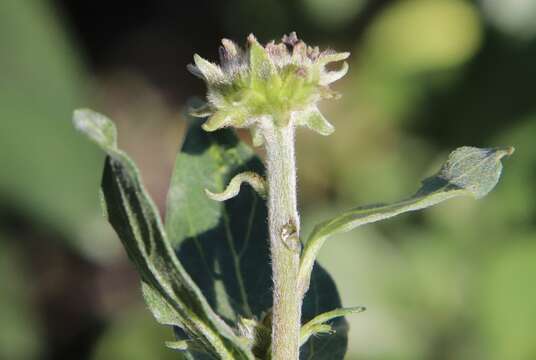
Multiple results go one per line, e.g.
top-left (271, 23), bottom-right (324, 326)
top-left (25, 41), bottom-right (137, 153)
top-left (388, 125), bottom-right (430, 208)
top-left (73, 109), bottom-right (253, 360)
top-left (166, 123), bottom-right (271, 321)
top-left (166, 122), bottom-right (350, 359)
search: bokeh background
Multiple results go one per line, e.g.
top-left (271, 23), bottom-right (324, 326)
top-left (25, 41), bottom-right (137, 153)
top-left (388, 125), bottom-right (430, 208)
top-left (1, 0), bottom-right (535, 359)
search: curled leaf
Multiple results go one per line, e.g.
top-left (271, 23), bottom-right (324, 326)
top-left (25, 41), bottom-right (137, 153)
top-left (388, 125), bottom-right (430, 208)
top-left (319, 61), bottom-right (349, 86)
top-left (205, 171), bottom-right (267, 201)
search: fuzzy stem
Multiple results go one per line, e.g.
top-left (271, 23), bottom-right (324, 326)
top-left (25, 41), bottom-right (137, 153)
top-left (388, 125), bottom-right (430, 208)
top-left (262, 122), bottom-right (302, 360)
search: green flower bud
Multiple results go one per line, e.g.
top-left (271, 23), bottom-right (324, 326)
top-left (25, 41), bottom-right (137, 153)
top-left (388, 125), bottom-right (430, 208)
top-left (188, 32), bottom-right (349, 138)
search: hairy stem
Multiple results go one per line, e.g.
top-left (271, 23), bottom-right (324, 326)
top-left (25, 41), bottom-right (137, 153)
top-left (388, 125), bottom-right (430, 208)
top-left (263, 122), bottom-right (302, 360)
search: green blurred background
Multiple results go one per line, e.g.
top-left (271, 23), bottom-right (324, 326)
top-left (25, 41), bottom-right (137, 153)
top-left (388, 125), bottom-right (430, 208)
top-left (1, 0), bottom-right (535, 359)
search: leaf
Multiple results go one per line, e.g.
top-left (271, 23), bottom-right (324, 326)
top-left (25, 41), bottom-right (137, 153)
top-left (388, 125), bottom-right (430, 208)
top-left (319, 60), bottom-right (349, 86)
top-left (300, 306), bottom-right (365, 347)
top-left (249, 38), bottom-right (278, 83)
top-left (166, 122), bottom-right (351, 359)
top-left (166, 122), bottom-right (271, 322)
top-left (191, 54), bottom-right (226, 84)
top-left (300, 264), bottom-right (350, 360)
top-left (141, 282), bottom-right (182, 327)
top-left (73, 109), bottom-right (253, 360)
top-left (299, 107), bottom-right (335, 136)
top-left (205, 172), bottom-right (267, 202)
top-left (202, 110), bottom-right (234, 132)
top-left (299, 146), bottom-right (514, 295)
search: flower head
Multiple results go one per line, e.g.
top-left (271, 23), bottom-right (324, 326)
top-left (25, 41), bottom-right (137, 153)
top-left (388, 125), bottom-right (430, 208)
top-left (188, 32), bottom-right (349, 140)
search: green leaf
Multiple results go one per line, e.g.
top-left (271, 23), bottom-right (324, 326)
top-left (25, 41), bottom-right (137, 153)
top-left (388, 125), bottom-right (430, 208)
top-left (300, 264), bottom-right (350, 360)
top-left (249, 37), bottom-right (278, 84)
top-left (166, 122), bottom-right (350, 359)
top-left (166, 122), bottom-right (270, 322)
top-left (73, 109), bottom-right (253, 360)
top-left (205, 171), bottom-right (267, 202)
top-left (202, 109), bottom-right (233, 132)
top-left (299, 146), bottom-right (513, 295)
top-left (298, 107), bottom-right (335, 136)
top-left (192, 54), bottom-right (226, 84)
top-left (301, 306), bottom-right (365, 347)
top-left (141, 282), bottom-right (182, 327)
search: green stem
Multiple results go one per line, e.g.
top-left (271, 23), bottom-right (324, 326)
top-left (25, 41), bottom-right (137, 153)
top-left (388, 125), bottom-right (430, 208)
top-left (262, 122), bottom-right (302, 360)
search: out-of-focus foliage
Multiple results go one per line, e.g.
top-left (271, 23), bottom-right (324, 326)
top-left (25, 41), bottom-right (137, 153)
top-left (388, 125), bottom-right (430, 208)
top-left (92, 305), bottom-right (179, 360)
top-left (363, 0), bottom-right (482, 72)
top-left (481, 0), bottom-right (536, 40)
top-left (1, 0), bottom-right (535, 359)
top-left (0, 236), bottom-right (43, 360)
top-left (297, 1), bottom-right (536, 359)
top-left (356, 0), bottom-right (483, 119)
top-left (0, 0), bottom-right (107, 257)
top-left (302, 0), bottom-right (366, 29)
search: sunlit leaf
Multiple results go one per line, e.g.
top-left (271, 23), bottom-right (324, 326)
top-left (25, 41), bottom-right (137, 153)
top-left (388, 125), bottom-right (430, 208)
top-left (299, 146), bottom-right (513, 295)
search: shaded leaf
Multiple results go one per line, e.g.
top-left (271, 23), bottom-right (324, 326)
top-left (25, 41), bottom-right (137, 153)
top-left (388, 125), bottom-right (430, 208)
top-left (166, 123), bottom-right (271, 322)
top-left (299, 146), bottom-right (513, 295)
top-left (73, 109), bottom-right (253, 360)
top-left (166, 122), bottom-right (351, 359)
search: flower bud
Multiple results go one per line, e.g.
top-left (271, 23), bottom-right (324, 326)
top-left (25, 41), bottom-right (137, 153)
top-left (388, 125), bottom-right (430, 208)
top-left (188, 32), bottom-right (349, 138)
